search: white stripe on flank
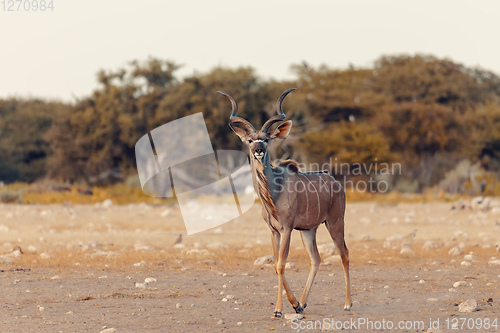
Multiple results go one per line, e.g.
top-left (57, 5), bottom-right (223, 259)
top-left (304, 175), bottom-right (321, 222)
top-left (298, 174), bottom-right (309, 221)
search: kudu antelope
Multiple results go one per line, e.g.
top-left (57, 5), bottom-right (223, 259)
top-left (217, 89), bottom-right (352, 317)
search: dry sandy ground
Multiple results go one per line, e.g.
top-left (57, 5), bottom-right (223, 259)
top-left (1, 200), bottom-right (500, 332)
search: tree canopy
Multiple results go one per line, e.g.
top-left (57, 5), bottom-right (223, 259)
top-left (1, 54), bottom-right (500, 193)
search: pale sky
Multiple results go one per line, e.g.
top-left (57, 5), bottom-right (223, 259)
top-left (1, 0), bottom-right (500, 102)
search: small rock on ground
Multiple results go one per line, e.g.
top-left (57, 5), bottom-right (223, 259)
top-left (426, 329), bottom-right (443, 333)
top-left (458, 299), bottom-right (478, 312)
top-left (100, 328), bottom-right (117, 333)
top-left (489, 259), bottom-right (500, 267)
top-left (317, 244), bottom-right (336, 256)
top-left (464, 254), bottom-right (477, 261)
top-left (453, 281), bottom-right (467, 288)
top-left (0, 256), bottom-right (13, 264)
top-left (400, 247), bottom-right (414, 255)
top-left (254, 255), bottom-right (274, 266)
top-left (40, 253), bottom-right (53, 259)
top-left (448, 246), bottom-right (461, 256)
top-left (285, 313), bottom-right (304, 320)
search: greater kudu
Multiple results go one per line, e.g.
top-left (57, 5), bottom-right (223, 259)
top-left (217, 89), bottom-right (352, 317)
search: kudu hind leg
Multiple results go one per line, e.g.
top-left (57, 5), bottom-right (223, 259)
top-left (325, 219), bottom-right (352, 310)
top-left (298, 228), bottom-right (321, 311)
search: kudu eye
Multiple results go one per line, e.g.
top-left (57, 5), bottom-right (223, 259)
top-left (247, 139), bottom-right (253, 144)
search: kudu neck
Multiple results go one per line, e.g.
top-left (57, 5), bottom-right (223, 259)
top-left (250, 154), bottom-right (274, 185)
top-left (249, 152), bottom-right (280, 222)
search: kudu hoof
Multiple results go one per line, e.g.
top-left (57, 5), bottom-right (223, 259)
top-left (274, 311), bottom-right (282, 318)
top-left (293, 302), bottom-right (305, 314)
top-left (344, 303), bottom-right (352, 311)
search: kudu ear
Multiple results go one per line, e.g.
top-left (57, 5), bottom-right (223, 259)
top-left (270, 120), bottom-right (292, 140)
top-left (229, 123), bottom-right (249, 140)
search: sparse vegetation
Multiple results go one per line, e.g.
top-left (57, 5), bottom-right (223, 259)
top-left (1, 54), bottom-right (500, 196)
top-left (0, 189), bottom-right (22, 203)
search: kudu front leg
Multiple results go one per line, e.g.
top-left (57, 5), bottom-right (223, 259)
top-left (271, 231), bottom-right (300, 317)
top-left (274, 229), bottom-right (296, 317)
top-left (299, 228), bottom-right (321, 310)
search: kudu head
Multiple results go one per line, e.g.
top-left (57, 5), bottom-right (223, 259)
top-left (217, 88), bottom-right (295, 163)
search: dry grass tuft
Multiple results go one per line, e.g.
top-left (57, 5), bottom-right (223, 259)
top-left (1, 180), bottom-right (483, 205)
top-left (1, 181), bottom-right (174, 204)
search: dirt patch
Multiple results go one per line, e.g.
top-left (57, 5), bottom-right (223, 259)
top-left (1, 202), bottom-right (499, 332)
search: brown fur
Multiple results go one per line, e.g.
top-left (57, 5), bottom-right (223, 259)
top-left (277, 159), bottom-right (300, 173)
